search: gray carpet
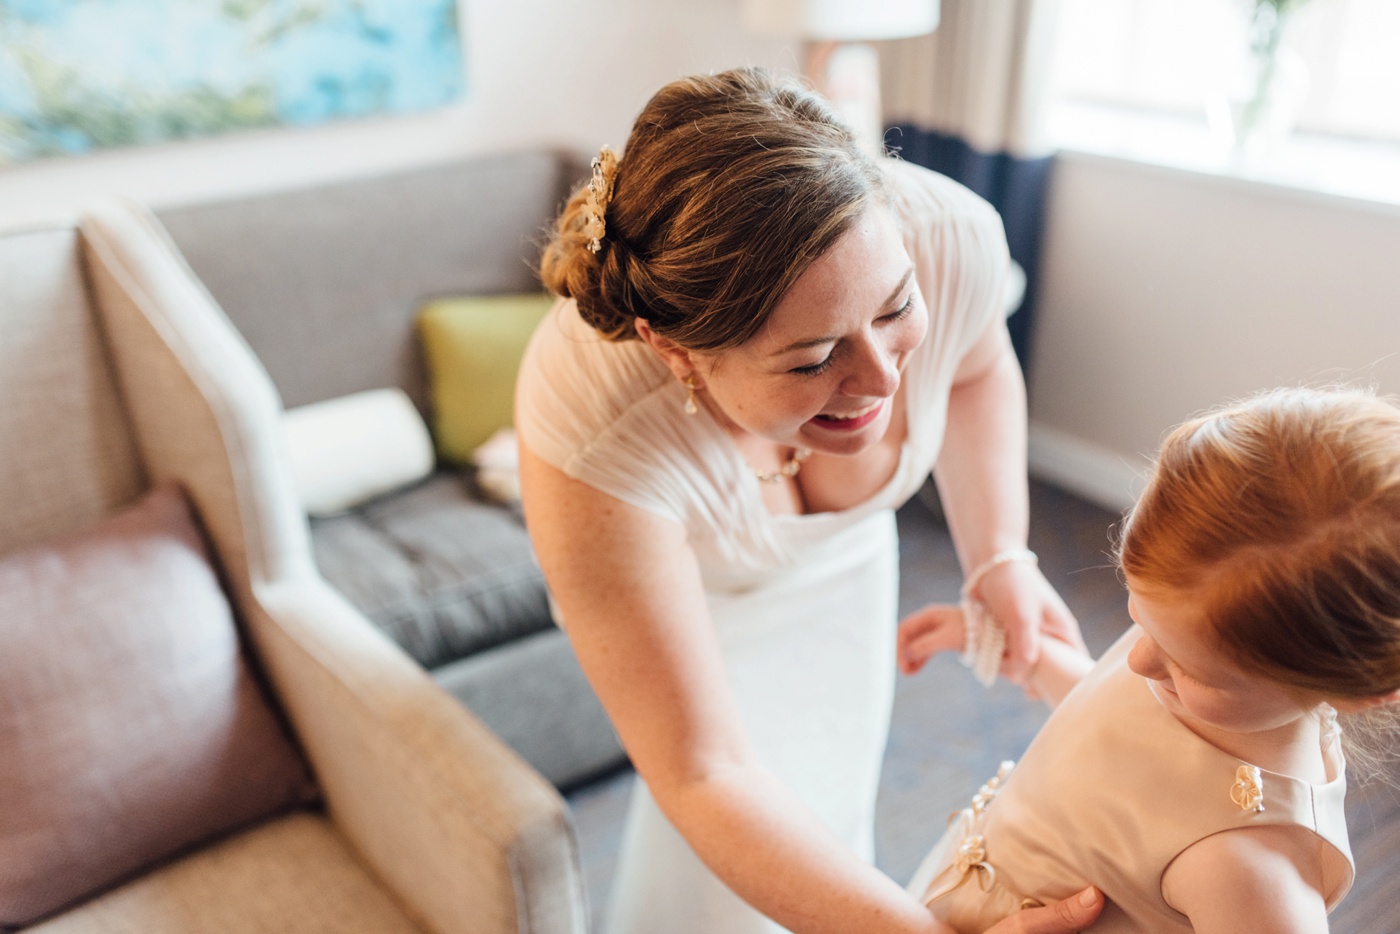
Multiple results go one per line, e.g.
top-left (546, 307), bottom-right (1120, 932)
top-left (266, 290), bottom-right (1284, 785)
top-left (567, 479), bottom-right (1400, 933)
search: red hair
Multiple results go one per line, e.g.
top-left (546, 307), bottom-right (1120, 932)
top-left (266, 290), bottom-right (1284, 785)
top-left (1119, 387), bottom-right (1400, 703)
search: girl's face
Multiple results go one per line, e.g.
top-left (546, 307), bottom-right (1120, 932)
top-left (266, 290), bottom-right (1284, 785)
top-left (690, 204), bottom-right (929, 458)
top-left (1125, 579), bottom-right (1311, 737)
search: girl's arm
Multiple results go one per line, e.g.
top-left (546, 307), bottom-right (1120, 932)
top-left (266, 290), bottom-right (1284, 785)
top-left (931, 320), bottom-right (1086, 684)
top-left (520, 444), bottom-right (1103, 934)
top-left (1163, 826), bottom-right (1332, 933)
top-left (1028, 636), bottom-right (1096, 708)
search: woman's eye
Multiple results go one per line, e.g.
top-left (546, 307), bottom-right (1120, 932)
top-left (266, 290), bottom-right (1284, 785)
top-left (883, 295), bottom-right (915, 321)
top-left (791, 356), bottom-right (834, 376)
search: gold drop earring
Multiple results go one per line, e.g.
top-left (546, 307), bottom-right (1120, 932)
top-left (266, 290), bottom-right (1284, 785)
top-left (683, 374), bottom-right (699, 416)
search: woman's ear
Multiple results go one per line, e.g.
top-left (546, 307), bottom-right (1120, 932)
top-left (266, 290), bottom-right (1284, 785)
top-left (1331, 688), bottom-right (1400, 714)
top-left (634, 317), bottom-right (697, 383)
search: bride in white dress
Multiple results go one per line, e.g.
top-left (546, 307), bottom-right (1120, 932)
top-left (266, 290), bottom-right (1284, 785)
top-left (515, 67), bottom-right (1097, 934)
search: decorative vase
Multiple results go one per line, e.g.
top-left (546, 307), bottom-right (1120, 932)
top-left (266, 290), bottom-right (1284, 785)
top-left (1226, 0), bottom-right (1311, 167)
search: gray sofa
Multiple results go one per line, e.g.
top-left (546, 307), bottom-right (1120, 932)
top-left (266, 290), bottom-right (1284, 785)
top-left (152, 150), bottom-right (627, 791)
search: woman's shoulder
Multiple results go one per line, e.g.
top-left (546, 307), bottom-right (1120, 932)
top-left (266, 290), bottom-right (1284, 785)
top-left (516, 297), bottom-right (692, 508)
top-left (519, 296), bottom-right (672, 425)
top-left (878, 157), bottom-right (1003, 233)
top-left (879, 157), bottom-right (1010, 388)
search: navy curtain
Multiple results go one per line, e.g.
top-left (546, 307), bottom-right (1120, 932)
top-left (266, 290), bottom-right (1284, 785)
top-left (887, 124), bottom-right (1052, 376)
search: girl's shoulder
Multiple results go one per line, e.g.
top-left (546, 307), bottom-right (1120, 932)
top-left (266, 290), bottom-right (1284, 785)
top-left (1161, 823), bottom-right (1344, 933)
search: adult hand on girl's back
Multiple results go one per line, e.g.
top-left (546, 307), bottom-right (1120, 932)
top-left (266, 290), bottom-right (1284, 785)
top-left (982, 887), bottom-right (1105, 933)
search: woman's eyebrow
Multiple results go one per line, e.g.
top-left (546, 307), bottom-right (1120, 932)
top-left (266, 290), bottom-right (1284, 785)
top-left (770, 268), bottom-right (915, 356)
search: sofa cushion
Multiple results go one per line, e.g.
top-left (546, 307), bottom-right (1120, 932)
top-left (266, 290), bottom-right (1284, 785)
top-left (0, 487), bottom-right (318, 928)
top-left (309, 472), bottom-right (552, 670)
top-left (434, 628), bottom-right (626, 791)
top-left (418, 292), bottom-right (556, 464)
top-left (23, 812), bottom-right (422, 934)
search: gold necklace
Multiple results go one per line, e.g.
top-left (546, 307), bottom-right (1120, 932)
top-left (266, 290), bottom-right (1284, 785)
top-left (753, 447), bottom-right (812, 484)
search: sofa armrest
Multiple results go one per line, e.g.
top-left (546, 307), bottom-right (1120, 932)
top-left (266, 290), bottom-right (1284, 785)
top-left (77, 201), bottom-right (587, 934)
top-left (254, 576), bottom-right (588, 934)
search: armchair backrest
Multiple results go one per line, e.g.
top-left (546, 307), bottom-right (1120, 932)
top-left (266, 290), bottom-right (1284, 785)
top-left (0, 223), bottom-right (147, 554)
top-left (155, 149), bottom-right (584, 414)
top-left (0, 204), bottom-right (315, 606)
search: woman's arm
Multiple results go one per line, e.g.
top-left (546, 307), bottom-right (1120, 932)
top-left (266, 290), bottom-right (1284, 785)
top-left (1163, 826), bottom-right (1333, 933)
top-left (520, 443), bottom-right (940, 934)
top-left (931, 319), bottom-right (1085, 684)
top-left (520, 444), bottom-right (1103, 934)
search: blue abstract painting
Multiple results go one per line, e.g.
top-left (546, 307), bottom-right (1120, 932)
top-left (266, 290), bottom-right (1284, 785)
top-left (0, 0), bottom-right (464, 163)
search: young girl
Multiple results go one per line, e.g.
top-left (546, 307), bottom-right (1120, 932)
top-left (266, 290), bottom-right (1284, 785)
top-left (897, 386), bottom-right (1400, 933)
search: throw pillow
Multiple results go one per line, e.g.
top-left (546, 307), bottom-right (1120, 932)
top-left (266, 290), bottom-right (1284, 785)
top-left (282, 387), bottom-right (435, 517)
top-left (0, 486), bottom-right (318, 927)
top-left (417, 292), bottom-right (555, 464)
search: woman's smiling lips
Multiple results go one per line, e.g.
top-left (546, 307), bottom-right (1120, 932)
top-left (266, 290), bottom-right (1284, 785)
top-left (810, 399), bottom-right (884, 432)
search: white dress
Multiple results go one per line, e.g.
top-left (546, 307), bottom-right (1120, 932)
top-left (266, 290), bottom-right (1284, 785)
top-left (516, 158), bottom-right (1010, 934)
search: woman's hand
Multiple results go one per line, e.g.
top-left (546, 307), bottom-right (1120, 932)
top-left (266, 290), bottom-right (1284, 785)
top-left (983, 887), bottom-right (1104, 933)
top-left (896, 563), bottom-right (1087, 687)
top-left (974, 559), bottom-right (1085, 685)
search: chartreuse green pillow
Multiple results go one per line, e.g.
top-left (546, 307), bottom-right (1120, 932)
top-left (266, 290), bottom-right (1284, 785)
top-left (418, 292), bottom-right (555, 464)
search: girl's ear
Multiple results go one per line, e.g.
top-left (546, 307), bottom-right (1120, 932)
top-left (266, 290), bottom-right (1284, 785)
top-left (634, 317), bottom-right (697, 383)
top-left (1331, 688), bottom-right (1400, 715)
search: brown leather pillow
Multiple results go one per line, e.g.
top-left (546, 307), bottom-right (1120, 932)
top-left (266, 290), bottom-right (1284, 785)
top-left (0, 486), bottom-right (318, 927)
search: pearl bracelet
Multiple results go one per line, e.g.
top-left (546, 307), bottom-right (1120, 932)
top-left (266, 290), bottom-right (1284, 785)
top-left (959, 549), bottom-right (1038, 687)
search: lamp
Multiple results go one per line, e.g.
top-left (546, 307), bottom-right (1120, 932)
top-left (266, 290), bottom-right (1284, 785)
top-left (744, 0), bottom-right (940, 153)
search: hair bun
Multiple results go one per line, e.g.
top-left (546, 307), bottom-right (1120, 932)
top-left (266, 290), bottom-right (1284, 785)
top-left (539, 66), bottom-right (881, 350)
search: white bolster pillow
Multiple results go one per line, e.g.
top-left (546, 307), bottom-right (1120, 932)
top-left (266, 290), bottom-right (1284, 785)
top-left (282, 388), bottom-right (435, 517)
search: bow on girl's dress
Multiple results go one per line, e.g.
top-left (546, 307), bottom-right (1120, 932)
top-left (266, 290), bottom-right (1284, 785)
top-left (921, 761), bottom-right (1015, 907)
top-left (1230, 764), bottom-right (1265, 813)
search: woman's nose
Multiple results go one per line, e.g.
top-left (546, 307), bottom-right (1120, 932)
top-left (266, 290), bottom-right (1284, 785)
top-left (844, 337), bottom-right (901, 398)
top-left (1127, 634), bottom-right (1169, 681)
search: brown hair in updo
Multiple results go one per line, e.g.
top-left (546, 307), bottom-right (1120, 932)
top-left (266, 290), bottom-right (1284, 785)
top-left (1118, 387), bottom-right (1400, 712)
top-left (539, 66), bottom-right (885, 351)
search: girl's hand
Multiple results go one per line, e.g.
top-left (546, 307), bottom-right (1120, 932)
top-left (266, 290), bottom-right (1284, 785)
top-left (974, 559), bottom-right (1085, 685)
top-left (982, 887), bottom-right (1104, 933)
top-left (897, 604), bottom-right (966, 675)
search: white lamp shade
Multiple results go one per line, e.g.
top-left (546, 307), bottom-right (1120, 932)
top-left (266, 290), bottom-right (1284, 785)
top-left (744, 0), bottom-right (939, 40)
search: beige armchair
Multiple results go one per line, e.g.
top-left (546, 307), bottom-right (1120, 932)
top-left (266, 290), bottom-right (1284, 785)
top-left (0, 203), bottom-right (587, 934)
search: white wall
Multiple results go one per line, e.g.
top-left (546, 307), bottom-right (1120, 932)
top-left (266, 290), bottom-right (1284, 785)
top-left (0, 0), bottom-right (795, 228)
top-left (1027, 151), bottom-right (1400, 510)
top-left (19, 10), bottom-right (1392, 519)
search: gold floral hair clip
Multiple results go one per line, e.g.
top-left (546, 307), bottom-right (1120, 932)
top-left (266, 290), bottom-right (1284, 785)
top-left (583, 145), bottom-right (619, 254)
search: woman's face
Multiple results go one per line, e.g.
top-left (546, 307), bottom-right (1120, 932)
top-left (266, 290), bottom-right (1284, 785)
top-left (692, 204), bottom-right (928, 457)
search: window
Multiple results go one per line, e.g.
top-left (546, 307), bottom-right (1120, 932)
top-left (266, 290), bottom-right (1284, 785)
top-left (1045, 0), bottom-right (1400, 203)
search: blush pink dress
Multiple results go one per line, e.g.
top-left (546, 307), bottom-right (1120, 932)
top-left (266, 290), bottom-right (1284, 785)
top-left (516, 159), bottom-right (1010, 934)
top-left (908, 628), bottom-right (1354, 933)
